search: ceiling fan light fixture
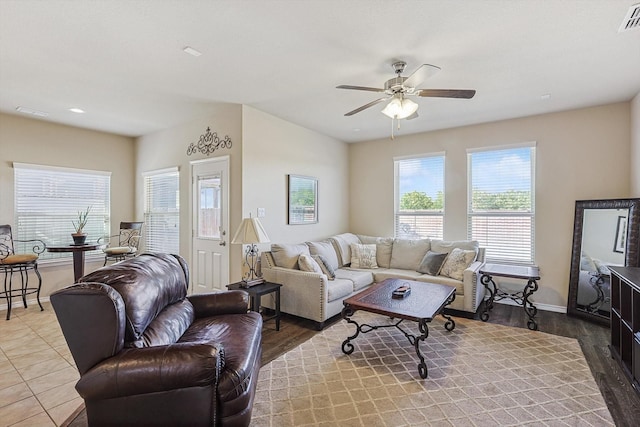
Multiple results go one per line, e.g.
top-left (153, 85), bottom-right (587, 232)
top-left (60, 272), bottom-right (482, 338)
top-left (381, 96), bottom-right (418, 119)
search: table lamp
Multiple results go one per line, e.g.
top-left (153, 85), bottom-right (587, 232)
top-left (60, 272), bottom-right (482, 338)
top-left (231, 215), bottom-right (270, 287)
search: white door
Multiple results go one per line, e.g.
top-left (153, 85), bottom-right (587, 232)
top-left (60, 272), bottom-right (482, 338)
top-left (191, 157), bottom-right (229, 294)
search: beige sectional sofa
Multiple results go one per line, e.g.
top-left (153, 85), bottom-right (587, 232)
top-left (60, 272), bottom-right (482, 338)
top-left (261, 233), bottom-right (485, 329)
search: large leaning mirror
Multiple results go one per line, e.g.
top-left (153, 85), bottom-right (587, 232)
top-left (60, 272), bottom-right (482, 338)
top-left (567, 198), bottom-right (640, 325)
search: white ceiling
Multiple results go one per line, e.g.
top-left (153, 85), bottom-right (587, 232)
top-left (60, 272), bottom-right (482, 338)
top-left (1, 0), bottom-right (639, 143)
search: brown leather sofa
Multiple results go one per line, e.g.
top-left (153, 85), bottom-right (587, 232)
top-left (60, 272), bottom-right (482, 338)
top-left (51, 252), bottom-right (262, 427)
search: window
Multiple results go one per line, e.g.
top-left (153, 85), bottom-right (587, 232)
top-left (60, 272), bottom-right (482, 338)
top-left (143, 168), bottom-right (180, 253)
top-left (467, 144), bottom-right (535, 264)
top-left (394, 154), bottom-right (445, 239)
top-left (14, 163), bottom-right (111, 260)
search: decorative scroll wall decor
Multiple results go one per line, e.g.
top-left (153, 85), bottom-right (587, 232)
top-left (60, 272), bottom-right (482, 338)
top-left (187, 127), bottom-right (232, 156)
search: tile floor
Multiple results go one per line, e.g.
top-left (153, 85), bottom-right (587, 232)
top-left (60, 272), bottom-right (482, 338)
top-left (0, 301), bottom-right (82, 427)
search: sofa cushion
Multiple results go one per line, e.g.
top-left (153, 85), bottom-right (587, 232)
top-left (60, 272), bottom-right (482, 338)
top-left (350, 243), bottom-right (378, 269)
top-left (372, 268), bottom-right (424, 283)
top-left (327, 279), bottom-right (355, 302)
top-left (357, 235), bottom-right (393, 268)
top-left (414, 274), bottom-right (466, 295)
top-left (439, 248), bottom-right (477, 281)
top-left (271, 243), bottom-right (310, 269)
top-left (329, 233), bottom-right (360, 267)
top-left (416, 251), bottom-right (448, 276)
top-left (312, 254), bottom-right (335, 280)
top-left (298, 254), bottom-right (323, 274)
top-left (307, 241), bottom-right (339, 271)
top-left (335, 268), bottom-right (374, 291)
top-left (389, 238), bottom-right (431, 270)
top-left (431, 239), bottom-right (479, 255)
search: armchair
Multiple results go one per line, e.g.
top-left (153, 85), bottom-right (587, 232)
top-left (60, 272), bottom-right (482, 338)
top-left (101, 221), bottom-right (143, 265)
top-left (0, 224), bottom-right (46, 320)
top-left (51, 253), bottom-right (262, 426)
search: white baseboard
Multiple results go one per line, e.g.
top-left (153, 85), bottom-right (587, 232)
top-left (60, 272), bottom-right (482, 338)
top-left (0, 296), bottom-right (51, 313)
top-left (493, 298), bottom-right (567, 314)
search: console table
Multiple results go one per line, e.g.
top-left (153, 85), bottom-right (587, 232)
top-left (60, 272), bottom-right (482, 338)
top-left (479, 263), bottom-right (540, 330)
top-left (609, 266), bottom-right (640, 396)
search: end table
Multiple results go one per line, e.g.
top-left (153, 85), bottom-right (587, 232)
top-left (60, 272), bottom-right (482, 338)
top-left (479, 263), bottom-right (540, 330)
top-left (227, 281), bottom-right (281, 331)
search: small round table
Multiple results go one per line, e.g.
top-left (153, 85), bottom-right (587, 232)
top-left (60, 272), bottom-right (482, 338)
top-left (47, 243), bottom-right (104, 282)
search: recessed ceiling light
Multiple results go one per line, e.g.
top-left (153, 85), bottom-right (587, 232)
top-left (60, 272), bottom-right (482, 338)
top-left (16, 106), bottom-right (49, 117)
top-left (540, 94), bottom-right (551, 100)
top-left (183, 46), bottom-right (202, 57)
top-left (69, 108), bottom-right (85, 113)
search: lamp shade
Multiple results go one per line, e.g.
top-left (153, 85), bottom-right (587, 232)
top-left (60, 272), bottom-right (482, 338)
top-left (231, 217), bottom-right (270, 244)
top-left (381, 96), bottom-right (419, 119)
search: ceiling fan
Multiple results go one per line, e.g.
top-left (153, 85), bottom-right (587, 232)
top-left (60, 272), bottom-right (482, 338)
top-left (337, 61), bottom-right (476, 121)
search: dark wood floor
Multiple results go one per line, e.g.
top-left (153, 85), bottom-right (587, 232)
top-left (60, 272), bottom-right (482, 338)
top-left (261, 303), bottom-right (640, 427)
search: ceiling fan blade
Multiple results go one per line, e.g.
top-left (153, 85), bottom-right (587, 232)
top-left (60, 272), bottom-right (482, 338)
top-left (344, 98), bottom-right (388, 116)
top-left (403, 64), bottom-right (441, 88)
top-left (417, 89), bottom-right (476, 99)
top-left (336, 85), bottom-right (386, 93)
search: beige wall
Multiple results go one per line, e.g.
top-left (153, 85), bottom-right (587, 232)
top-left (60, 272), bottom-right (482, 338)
top-left (134, 105), bottom-right (244, 284)
top-left (241, 106), bottom-right (350, 249)
top-left (631, 92), bottom-right (640, 197)
top-left (0, 113), bottom-right (135, 297)
top-left (348, 103), bottom-right (631, 309)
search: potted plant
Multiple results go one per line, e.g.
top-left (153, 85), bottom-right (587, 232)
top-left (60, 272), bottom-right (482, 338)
top-left (72, 206), bottom-right (91, 245)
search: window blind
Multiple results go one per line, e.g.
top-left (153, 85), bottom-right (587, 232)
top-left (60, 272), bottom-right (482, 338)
top-left (143, 168), bottom-right (180, 254)
top-left (394, 154), bottom-right (444, 239)
top-left (13, 163), bottom-right (111, 260)
top-left (467, 144), bottom-right (535, 264)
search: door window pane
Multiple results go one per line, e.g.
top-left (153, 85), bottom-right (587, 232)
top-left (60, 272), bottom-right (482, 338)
top-left (198, 175), bottom-right (221, 239)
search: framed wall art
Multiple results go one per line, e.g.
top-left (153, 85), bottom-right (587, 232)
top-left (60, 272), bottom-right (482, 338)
top-left (287, 175), bottom-right (317, 225)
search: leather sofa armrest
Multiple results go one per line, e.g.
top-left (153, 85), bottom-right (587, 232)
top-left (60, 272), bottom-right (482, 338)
top-left (188, 290), bottom-right (249, 317)
top-left (76, 342), bottom-right (222, 399)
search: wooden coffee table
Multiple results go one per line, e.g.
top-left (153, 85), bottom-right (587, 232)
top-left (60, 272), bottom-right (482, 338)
top-left (341, 278), bottom-right (456, 379)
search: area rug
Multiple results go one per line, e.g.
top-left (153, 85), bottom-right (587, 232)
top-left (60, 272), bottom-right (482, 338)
top-left (250, 313), bottom-right (614, 426)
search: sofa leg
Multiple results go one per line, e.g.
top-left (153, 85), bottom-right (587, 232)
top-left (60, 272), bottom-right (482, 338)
top-left (315, 321), bottom-right (325, 331)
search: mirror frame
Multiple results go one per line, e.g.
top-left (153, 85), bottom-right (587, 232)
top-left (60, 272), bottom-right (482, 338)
top-left (567, 198), bottom-right (640, 325)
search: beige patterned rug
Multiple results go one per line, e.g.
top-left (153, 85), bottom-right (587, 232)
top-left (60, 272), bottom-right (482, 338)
top-left (251, 313), bottom-right (614, 426)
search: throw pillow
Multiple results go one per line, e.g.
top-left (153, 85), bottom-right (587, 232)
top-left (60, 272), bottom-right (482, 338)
top-left (306, 241), bottom-right (340, 271)
top-left (350, 243), bottom-right (378, 269)
top-left (298, 254), bottom-right (323, 274)
top-left (439, 248), bottom-right (476, 281)
top-left (312, 254), bottom-right (336, 280)
top-left (357, 235), bottom-right (394, 268)
top-left (416, 251), bottom-right (448, 276)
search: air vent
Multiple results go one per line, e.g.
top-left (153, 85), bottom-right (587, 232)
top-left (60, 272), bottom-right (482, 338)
top-left (15, 106), bottom-right (49, 117)
top-left (619, 3), bottom-right (640, 32)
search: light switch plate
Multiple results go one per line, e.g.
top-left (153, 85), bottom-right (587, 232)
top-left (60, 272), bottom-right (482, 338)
top-left (257, 208), bottom-right (266, 218)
